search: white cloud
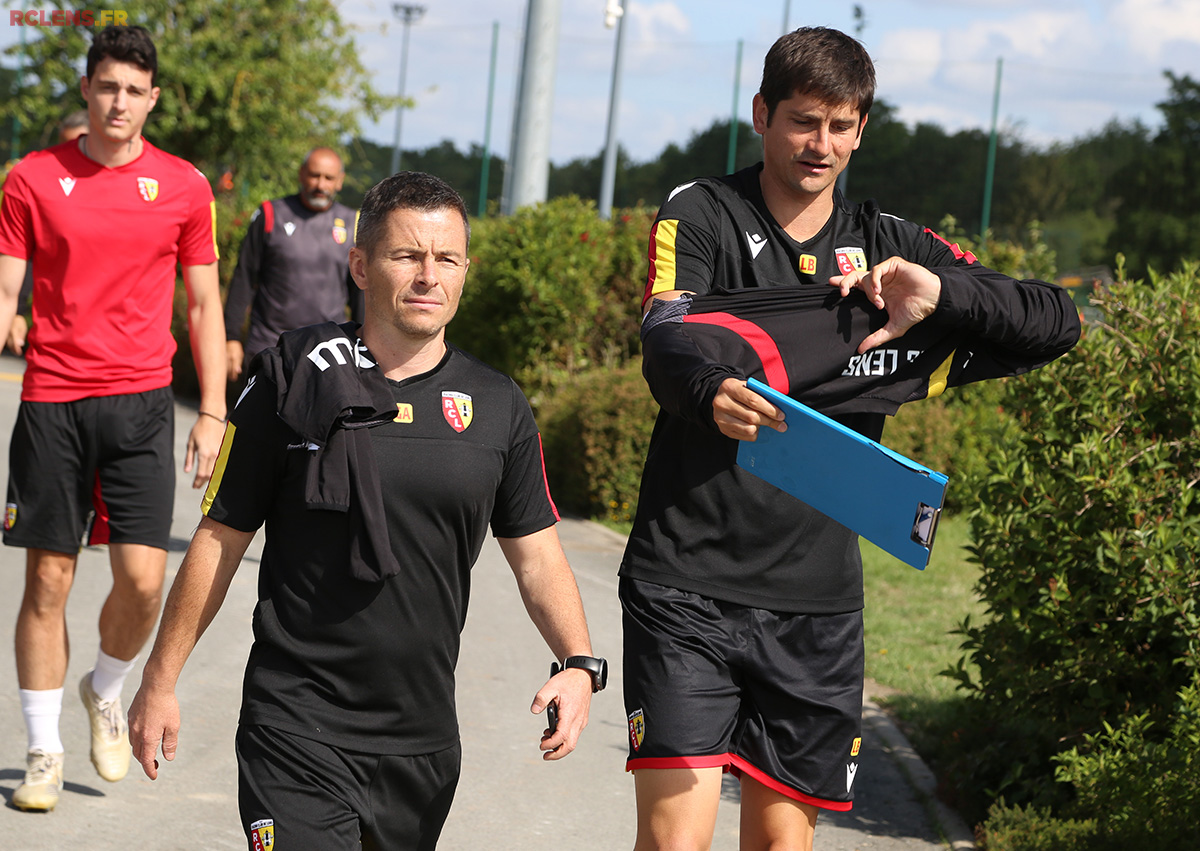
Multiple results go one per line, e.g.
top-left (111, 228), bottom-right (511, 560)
top-left (874, 29), bottom-right (944, 91)
top-left (1111, 0), bottom-right (1200, 62)
top-left (627, 1), bottom-right (691, 41)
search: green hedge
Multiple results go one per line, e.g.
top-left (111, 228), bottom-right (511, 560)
top-left (538, 359), bottom-right (658, 523)
top-left (939, 261), bottom-right (1200, 837)
top-left (448, 197), bottom-right (651, 406)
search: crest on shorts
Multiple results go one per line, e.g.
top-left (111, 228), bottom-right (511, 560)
top-left (834, 246), bottom-right (867, 275)
top-left (332, 217), bottom-right (348, 245)
top-left (4, 502), bottom-right (16, 530)
top-left (628, 708), bottom-right (645, 751)
top-left (250, 818), bottom-right (275, 850)
top-left (136, 177), bottom-right (159, 202)
top-left (441, 391), bottom-right (473, 433)
top-left (850, 736), bottom-right (862, 757)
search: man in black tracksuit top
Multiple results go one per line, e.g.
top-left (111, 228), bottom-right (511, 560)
top-left (224, 147), bottom-right (364, 382)
top-left (620, 27), bottom-right (1080, 851)
top-left (127, 173), bottom-right (605, 850)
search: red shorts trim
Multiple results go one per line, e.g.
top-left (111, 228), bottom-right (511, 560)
top-left (626, 752), bottom-right (852, 813)
top-left (87, 472), bottom-right (111, 546)
top-left (729, 754), bottom-right (852, 812)
top-left (626, 753), bottom-right (732, 772)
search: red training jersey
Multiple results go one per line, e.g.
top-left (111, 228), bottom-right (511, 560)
top-left (0, 138), bottom-right (218, 401)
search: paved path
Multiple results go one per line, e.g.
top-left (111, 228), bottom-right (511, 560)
top-left (0, 353), bottom-right (974, 849)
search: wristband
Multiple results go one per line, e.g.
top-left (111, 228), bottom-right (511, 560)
top-left (560, 655), bottom-right (608, 693)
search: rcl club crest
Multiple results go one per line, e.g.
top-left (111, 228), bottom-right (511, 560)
top-left (628, 708), bottom-right (645, 751)
top-left (442, 391), bottom-right (473, 432)
top-left (332, 217), bottom-right (348, 245)
top-left (249, 818), bottom-right (274, 850)
top-left (136, 176), bottom-right (159, 202)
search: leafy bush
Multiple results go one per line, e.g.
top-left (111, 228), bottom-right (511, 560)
top-left (1051, 681), bottom-right (1200, 847)
top-left (449, 197), bottom-right (651, 404)
top-left (936, 215), bottom-right (1058, 283)
top-left (943, 260), bottom-right (1200, 819)
top-left (981, 681), bottom-right (1200, 849)
top-left (538, 360), bottom-right (658, 523)
top-left (980, 802), bottom-right (1097, 851)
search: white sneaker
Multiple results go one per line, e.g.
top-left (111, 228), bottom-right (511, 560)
top-left (12, 749), bottom-right (65, 811)
top-left (79, 671), bottom-right (130, 782)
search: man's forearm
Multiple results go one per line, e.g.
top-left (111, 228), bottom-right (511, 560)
top-left (0, 255), bottom-right (29, 352)
top-left (184, 262), bottom-right (229, 417)
top-left (499, 527), bottom-right (593, 660)
top-left (140, 517), bottom-right (251, 688)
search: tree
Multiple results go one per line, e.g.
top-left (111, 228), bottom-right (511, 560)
top-left (1106, 72), bottom-right (1200, 275)
top-left (341, 137), bottom-right (503, 215)
top-left (0, 0), bottom-right (393, 203)
top-left (622, 118), bottom-right (760, 206)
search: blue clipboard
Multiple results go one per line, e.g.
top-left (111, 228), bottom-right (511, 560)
top-left (736, 378), bottom-right (948, 569)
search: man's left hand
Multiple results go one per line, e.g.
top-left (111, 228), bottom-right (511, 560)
top-left (531, 667), bottom-right (593, 761)
top-left (830, 255), bottom-right (942, 353)
top-left (184, 413), bottom-right (226, 488)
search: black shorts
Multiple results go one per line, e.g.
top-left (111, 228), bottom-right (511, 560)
top-left (4, 388), bottom-right (176, 553)
top-left (236, 724), bottom-right (461, 851)
top-left (620, 576), bottom-right (864, 811)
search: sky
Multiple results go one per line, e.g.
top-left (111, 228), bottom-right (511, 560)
top-left (3, 0), bottom-right (1199, 164)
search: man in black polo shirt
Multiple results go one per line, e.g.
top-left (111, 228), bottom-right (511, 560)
top-left (622, 26), bottom-right (1079, 851)
top-left (129, 172), bottom-right (605, 850)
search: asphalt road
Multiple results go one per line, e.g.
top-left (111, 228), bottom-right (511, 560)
top-left (0, 352), bottom-right (974, 850)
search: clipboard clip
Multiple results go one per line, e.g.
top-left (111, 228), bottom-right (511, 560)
top-left (911, 502), bottom-right (942, 549)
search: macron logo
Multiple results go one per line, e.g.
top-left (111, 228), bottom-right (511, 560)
top-left (59, 177), bottom-right (76, 196)
top-left (235, 374), bottom-right (256, 409)
top-left (667, 181), bottom-right (697, 203)
top-left (846, 763), bottom-right (859, 793)
top-left (746, 231), bottom-right (767, 259)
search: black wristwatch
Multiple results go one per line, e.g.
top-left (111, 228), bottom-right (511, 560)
top-left (560, 655), bottom-right (608, 693)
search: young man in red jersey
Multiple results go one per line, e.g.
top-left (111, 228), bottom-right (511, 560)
top-left (0, 25), bottom-right (226, 812)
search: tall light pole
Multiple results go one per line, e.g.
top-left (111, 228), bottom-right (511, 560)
top-left (504, 0), bottom-right (561, 214)
top-left (980, 57), bottom-right (1004, 237)
top-left (390, 4), bottom-right (426, 175)
top-left (598, 0), bottom-right (627, 220)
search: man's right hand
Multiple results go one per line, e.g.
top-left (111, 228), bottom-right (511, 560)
top-left (6, 314), bottom-right (27, 355)
top-left (127, 683), bottom-right (181, 780)
top-left (226, 340), bottom-right (244, 382)
top-left (712, 378), bottom-right (787, 441)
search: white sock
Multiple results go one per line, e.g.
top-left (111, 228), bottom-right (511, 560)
top-left (20, 688), bottom-right (65, 754)
top-left (90, 649), bottom-right (138, 703)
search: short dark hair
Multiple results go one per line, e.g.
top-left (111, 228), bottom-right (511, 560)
top-left (58, 110), bottom-right (89, 134)
top-left (87, 25), bottom-right (158, 85)
top-left (759, 27), bottom-right (875, 125)
top-left (355, 172), bottom-right (471, 258)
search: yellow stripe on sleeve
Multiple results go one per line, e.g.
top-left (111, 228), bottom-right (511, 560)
top-left (353, 209), bottom-right (361, 244)
top-left (210, 200), bottom-right (220, 260)
top-left (201, 422), bottom-right (237, 516)
top-left (926, 351), bottom-right (956, 399)
top-left (648, 219), bottom-right (680, 296)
